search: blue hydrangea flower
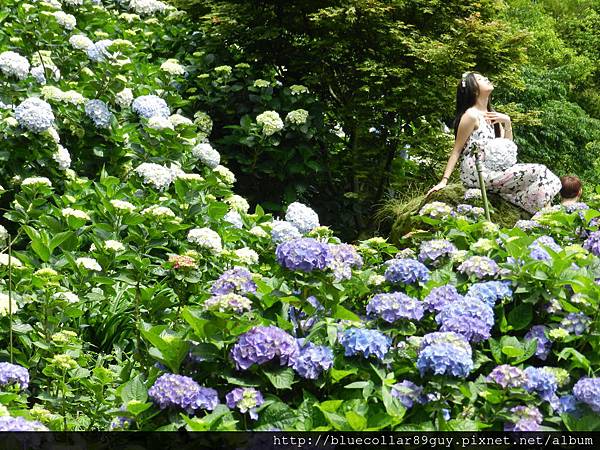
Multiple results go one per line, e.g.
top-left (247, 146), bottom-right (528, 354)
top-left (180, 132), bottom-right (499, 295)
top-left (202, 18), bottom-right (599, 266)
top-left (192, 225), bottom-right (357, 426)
top-left (418, 239), bottom-right (457, 265)
top-left (0, 416), bottom-right (48, 431)
top-left (293, 339), bottom-right (334, 379)
top-left (366, 292), bottom-right (424, 323)
top-left (148, 374), bottom-right (219, 413)
top-left (231, 326), bottom-right (299, 370)
top-left (0, 362), bottom-right (29, 390)
top-left (285, 202), bottom-right (319, 233)
top-left (564, 202), bottom-right (589, 214)
top-left (85, 99), bottom-right (113, 128)
top-left (327, 243), bottom-right (363, 282)
top-left (270, 220), bottom-right (302, 244)
top-left (573, 378), bottom-right (600, 412)
top-left (132, 94), bottom-right (170, 119)
top-left (560, 312), bottom-right (591, 336)
top-left (524, 325), bottom-right (552, 360)
top-left (435, 296), bottom-right (494, 342)
top-left (423, 285), bottom-right (463, 312)
top-left (515, 220), bottom-right (541, 231)
top-left (557, 395), bottom-right (579, 414)
top-left (504, 405), bottom-right (543, 432)
top-left (524, 367), bottom-right (558, 406)
top-left (225, 387), bottom-right (264, 420)
top-left (417, 332), bottom-right (473, 378)
top-left (339, 328), bottom-right (391, 361)
top-left (529, 236), bottom-right (561, 261)
top-left (486, 364), bottom-right (527, 389)
top-left (211, 266), bottom-right (257, 295)
top-left (276, 238), bottom-right (330, 272)
top-left (466, 281), bottom-right (512, 308)
top-left (14, 97), bottom-right (54, 133)
top-left (87, 39), bottom-right (113, 62)
top-left (391, 380), bottom-right (424, 408)
top-left (457, 256), bottom-right (500, 279)
top-left (583, 231), bottom-right (600, 256)
top-left (384, 258), bottom-right (430, 284)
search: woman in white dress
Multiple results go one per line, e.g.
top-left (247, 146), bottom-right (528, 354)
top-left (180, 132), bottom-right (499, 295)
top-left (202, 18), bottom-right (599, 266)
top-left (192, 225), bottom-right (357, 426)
top-left (427, 72), bottom-right (561, 214)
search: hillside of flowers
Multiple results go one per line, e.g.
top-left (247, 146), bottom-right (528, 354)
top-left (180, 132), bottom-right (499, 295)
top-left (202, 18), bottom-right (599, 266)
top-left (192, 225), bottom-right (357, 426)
top-left (1, 0), bottom-right (600, 432)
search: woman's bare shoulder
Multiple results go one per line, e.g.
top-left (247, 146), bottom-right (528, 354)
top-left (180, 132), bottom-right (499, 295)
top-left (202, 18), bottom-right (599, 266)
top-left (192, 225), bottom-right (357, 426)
top-left (459, 108), bottom-right (479, 128)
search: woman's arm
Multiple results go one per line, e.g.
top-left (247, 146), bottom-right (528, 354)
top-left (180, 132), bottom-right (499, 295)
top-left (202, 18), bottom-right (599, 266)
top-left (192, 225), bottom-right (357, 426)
top-left (485, 111), bottom-right (512, 141)
top-left (426, 112), bottom-right (477, 197)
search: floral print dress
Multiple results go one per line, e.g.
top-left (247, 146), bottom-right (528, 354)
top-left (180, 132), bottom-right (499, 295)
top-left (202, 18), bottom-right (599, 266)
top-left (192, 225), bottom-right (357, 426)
top-left (459, 110), bottom-right (561, 214)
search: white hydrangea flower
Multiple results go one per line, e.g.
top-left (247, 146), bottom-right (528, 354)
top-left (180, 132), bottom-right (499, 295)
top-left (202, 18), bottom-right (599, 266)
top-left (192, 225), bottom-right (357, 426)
top-left (0, 254), bottom-right (23, 267)
top-left (270, 219), bottom-right (302, 243)
top-left (45, 127), bottom-right (61, 143)
top-left (69, 34), bottom-right (94, 51)
top-left (233, 247), bottom-right (259, 266)
top-left (129, 0), bottom-right (169, 15)
top-left (134, 162), bottom-right (175, 191)
top-left (120, 13), bottom-right (141, 23)
top-left (132, 94), bottom-right (170, 119)
top-left (110, 199), bottom-right (136, 212)
top-left (52, 145), bottom-right (71, 170)
top-left (30, 65), bottom-right (61, 84)
top-left (22, 177), bottom-right (52, 187)
top-left (53, 291), bottom-right (80, 304)
top-left (62, 90), bottom-right (86, 105)
top-left (147, 115), bottom-right (174, 130)
top-left (256, 110), bottom-right (284, 136)
top-left (41, 86), bottom-right (65, 102)
top-left (214, 65), bottom-right (232, 75)
top-left (249, 226), bottom-right (269, 238)
top-left (169, 114), bottom-right (193, 127)
top-left (332, 124), bottom-right (345, 138)
top-left (62, 0), bottom-right (84, 5)
top-left (223, 210), bottom-right (243, 229)
top-left (213, 165), bottom-right (236, 185)
top-left (104, 240), bottom-right (125, 252)
top-left (14, 98), bottom-right (55, 133)
top-left (192, 142), bottom-right (220, 169)
top-left (285, 109), bottom-right (309, 125)
top-left (3, 117), bottom-right (18, 127)
top-left (253, 79), bottom-right (270, 88)
top-left (285, 202), bottom-right (319, 233)
top-left (0, 293), bottom-right (19, 316)
top-left (290, 85), bottom-right (309, 95)
top-left (87, 39), bottom-right (114, 62)
top-left (464, 188), bottom-right (482, 200)
top-left (176, 173), bottom-right (203, 182)
top-left (194, 111), bottom-right (213, 135)
top-left (61, 208), bottom-right (90, 221)
top-left (53, 11), bottom-right (76, 30)
top-left (141, 205), bottom-right (177, 219)
top-left (367, 274), bottom-right (386, 286)
top-left (0, 225), bottom-right (8, 244)
top-left (115, 88), bottom-right (134, 108)
top-left (0, 51), bottom-right (30, 80)
top-left (187, 227), bottom-right (222, 254)
top-left (76, 257), bottom-right (102, 271)
top-left (160, 58), bottom-right (186, 75)
top-left (224, 195), bottom-right (250, 213)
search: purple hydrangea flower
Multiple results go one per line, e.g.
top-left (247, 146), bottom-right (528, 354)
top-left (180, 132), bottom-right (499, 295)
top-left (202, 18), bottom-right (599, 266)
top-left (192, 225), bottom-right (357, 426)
top-left (529, 236), bottom-right (561, 261)
top-left (339, 328), bottom-right (391, 361)
top-left (423, 285), bottom-right (463, 312)
top-left (367, 292), bottom-right (424, 323)
top-left (384, 258), bottom-right (430, 284)
top-left (110, 406), bottom-right (134, 430)
top-left (486, 365), bottom-right (527, 389)
top-left (524, 325), bottom-right (552, 360)
top-left (391, 380), bottom-right (424, 409)
top-left (0, 416), bottom-right (48, 431)
top-left (225, 387), bottom-right (264, 420)
top-left (210, 267), bottom-right (257, 295)
top-left (574, 378), bottom-right (600, 412)
top-left (560, 312), bottom-right (591, 336)
top-left (148, 374), bottom-right (219, 413)
top-left (457, 256), bottom-right (500, 279)
top-left (231, 326), bottom-right (299, 370)
top-left (85, 99), bottom-right (113, 128)
top-left (466, 281), bottom-right (512, 308)
top-left (276, 238), bottom-right (330, 272)
top-left (583, 231), bottom-right (600, 256)
top-left (435, 296), bottom-right (494, 342)
top-left (327, 243), bottom-right (363, 282)
top-left (293, 340), bottom-right (334, 379)
top-left (524, 367), bottom-right (558, 406)
top-left (0, 362), bottom-right (29, 390)
top-left (504, 406), bottom-right (543, 431)
top-left (564, 202), bottom-right (589, 214)
top-left (515, 220), bottom-right (541, 231)
top-left (417, 239), bottom-right (457, 265)
top-left (417, 332), bottom-right (473, 378)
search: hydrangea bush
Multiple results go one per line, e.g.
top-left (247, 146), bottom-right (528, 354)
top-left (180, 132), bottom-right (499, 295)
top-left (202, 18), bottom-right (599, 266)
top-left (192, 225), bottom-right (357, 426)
top-left (1, 0), bottom-right (600, 433)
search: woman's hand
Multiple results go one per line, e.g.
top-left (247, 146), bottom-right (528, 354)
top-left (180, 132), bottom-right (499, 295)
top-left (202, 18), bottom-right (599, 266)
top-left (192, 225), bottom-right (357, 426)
top-left (484, 111), bottom-right (511, 125)
top-left (426, 179), bottom-right (448, 198)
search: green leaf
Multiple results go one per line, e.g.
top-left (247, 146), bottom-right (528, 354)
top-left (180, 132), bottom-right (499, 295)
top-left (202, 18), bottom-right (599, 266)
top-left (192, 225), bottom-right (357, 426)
top-left (345, 411), bottom-right (367, 431)
top-left (126, 401), bottom-right (152, 416)
top-left (381, 384), bottom-right (406, 419)
top-left (255, 402), bottom-right (298, 431)
top-left (119, 376), bottom-right (147, 404)
top-left (330, 367), bottom-right (357, 383)
top-left (331, 304), bottom-right (361, 321)
top-left (507, 303), bottom-right (533, 330)
top-left (262, 366), bottom-right (296, 390)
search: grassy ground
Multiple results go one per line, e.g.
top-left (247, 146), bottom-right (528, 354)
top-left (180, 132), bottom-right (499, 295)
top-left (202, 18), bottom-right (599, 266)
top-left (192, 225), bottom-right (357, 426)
top-left (376, 183), bottom-right (530, 244)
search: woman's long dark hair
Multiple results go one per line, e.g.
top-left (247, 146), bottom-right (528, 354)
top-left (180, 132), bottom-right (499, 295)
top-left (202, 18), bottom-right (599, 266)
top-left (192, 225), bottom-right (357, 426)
top-left (452, 72), bottom-right (500, 138)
